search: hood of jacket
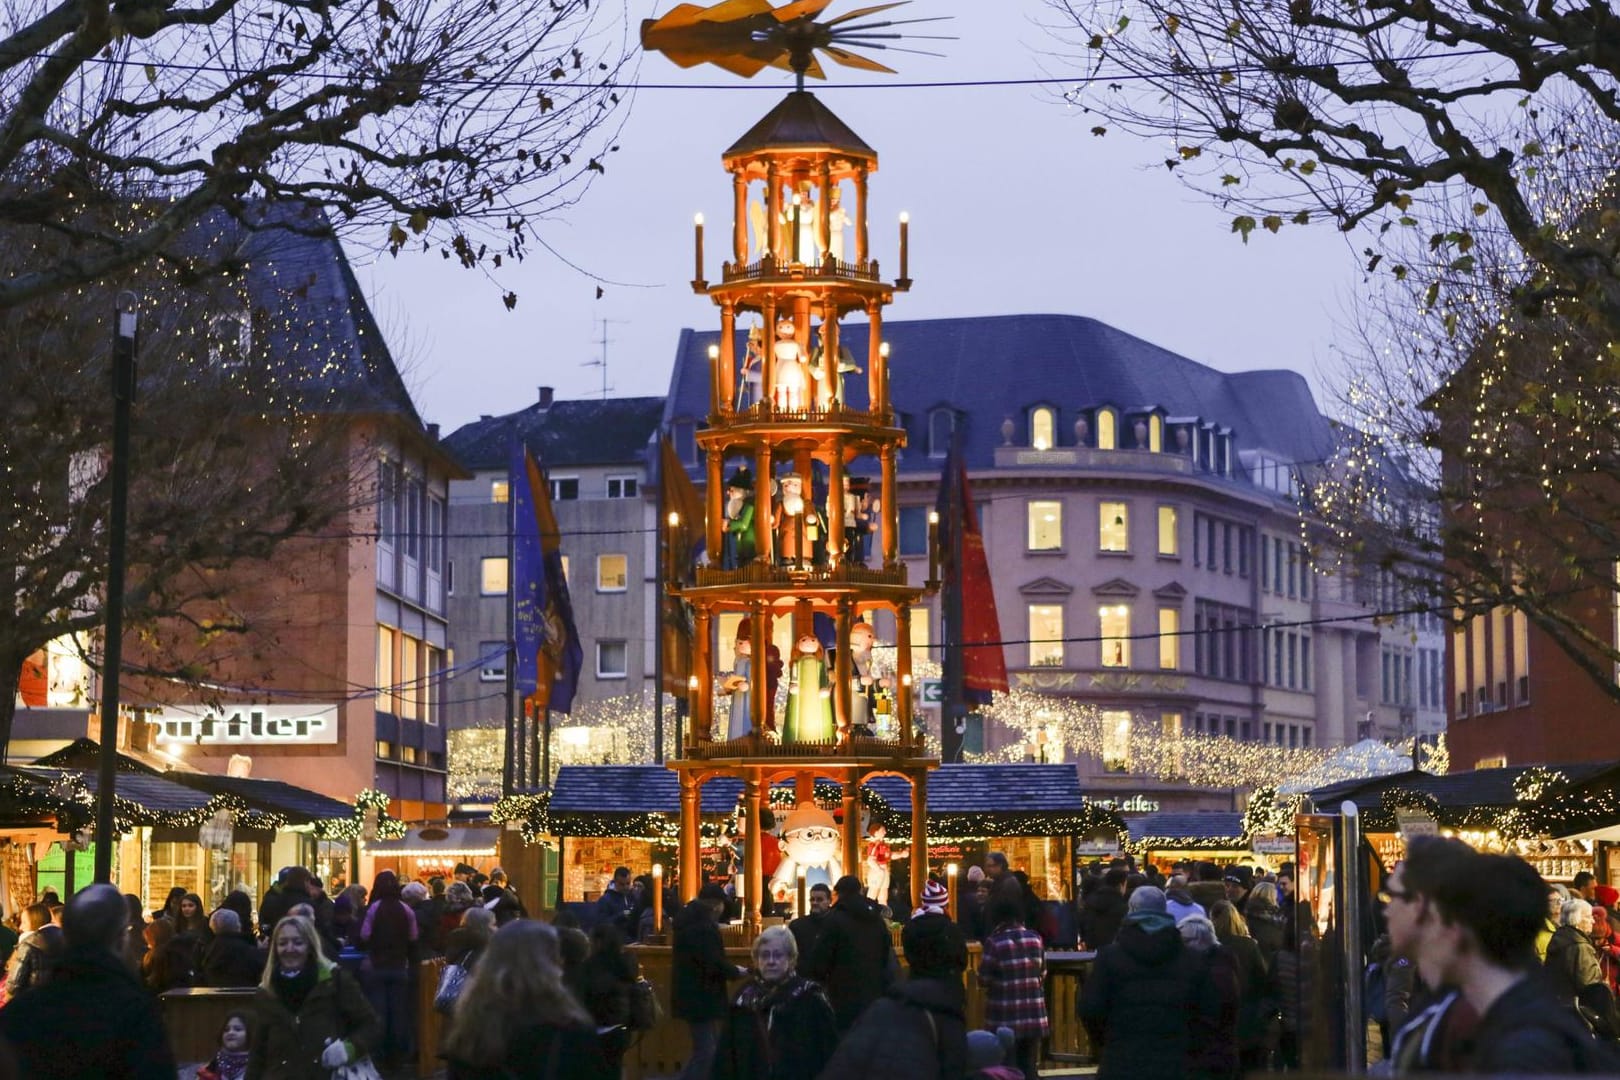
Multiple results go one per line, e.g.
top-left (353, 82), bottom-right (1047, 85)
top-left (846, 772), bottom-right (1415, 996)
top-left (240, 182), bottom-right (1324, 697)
top-left (1117, 913), bottom-right (1184, 965)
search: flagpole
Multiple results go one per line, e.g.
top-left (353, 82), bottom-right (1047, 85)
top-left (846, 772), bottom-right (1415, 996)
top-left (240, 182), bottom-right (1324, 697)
top-left (654, 429), bottom-right (667, 764)
top-left (942, 437), bottom-right (966, 764)
top-left (504, 439), bottom-right (518, 798)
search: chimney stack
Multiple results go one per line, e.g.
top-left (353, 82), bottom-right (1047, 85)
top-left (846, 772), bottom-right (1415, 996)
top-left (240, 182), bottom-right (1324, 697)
top-left (427, 422), bottom-right (440, 440)
top-left (538, 386), bottom-right (554, 409)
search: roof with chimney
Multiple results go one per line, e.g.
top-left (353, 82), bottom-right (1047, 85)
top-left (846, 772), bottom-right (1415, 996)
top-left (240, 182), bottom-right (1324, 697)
top-left (443, 395), bottom-right (667, 472)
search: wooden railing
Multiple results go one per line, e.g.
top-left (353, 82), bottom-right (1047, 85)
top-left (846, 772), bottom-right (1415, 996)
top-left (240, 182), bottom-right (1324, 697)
top-left (691, 561), bottom-right (907, 589)
top-left (721, 256), bottom-right (881, 284)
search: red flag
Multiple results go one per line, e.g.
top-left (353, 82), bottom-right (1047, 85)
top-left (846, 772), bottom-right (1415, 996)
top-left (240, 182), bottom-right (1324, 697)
top-left (938, 442), bottom-right (1008, 702)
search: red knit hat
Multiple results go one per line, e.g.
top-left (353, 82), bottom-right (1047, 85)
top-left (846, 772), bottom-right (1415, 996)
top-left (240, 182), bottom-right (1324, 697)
top-left (1594, 884), bottom-right (1619, 910)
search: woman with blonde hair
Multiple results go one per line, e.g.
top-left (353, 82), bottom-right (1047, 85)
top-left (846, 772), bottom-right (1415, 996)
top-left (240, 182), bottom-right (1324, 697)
top-left (1210, 900), bottom-right (1274, 1073)
top-left (714, 924), bottom-right (837, 1080)
top-left (249, 915), bottom-right (377, 1079)
top-left (441, 919), bottom-right (612, 1079)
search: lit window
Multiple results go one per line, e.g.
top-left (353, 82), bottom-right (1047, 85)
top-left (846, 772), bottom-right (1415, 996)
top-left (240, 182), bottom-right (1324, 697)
top-left (597, 640), bottom-right (628, 678)
top-left (1158, 607), bottom-right (1180, 670)
top-left (375, 741), bottom-right (394, 759)
top-left (490, 479), bottom-right (510, 504)
top-left (1101, 710), bottom-right (1131, 771)
top-left (1148, 414), bottom-right (1163, 453)
top-left (1097, 408), bottom-right (1117, 450)
top-left (1099, 605), bottom-right (1131, 668)
top-left (399, 636), bottom-right (419, 720)
top-left (1099, 501), bottom-right (1129, 552)
top-left (1028, 605), bottom-right (1064, 667)
top-left (401, 746), bottom-right (420, 765)
top-left (606, 475), bottom-right (638, 499)
top-left (550, 477), bottom-right (579, 501)
top-left (477, 557), bottom-right (506, 596)
top-left (1157, 505), bottom-right (1178, 556)
top-left (478, 641), bottom-right (507, 682)
top-left (376, 626), bottom-right (397, 714)
top-left (1027, 500), bottom-right (1063, 551)
top-left (1031, 407), bottom-right (1055, 451)
top-left (597, 553), bottom-right (628, 591)
top-left (1160, 712), bottom-right (1182, 737)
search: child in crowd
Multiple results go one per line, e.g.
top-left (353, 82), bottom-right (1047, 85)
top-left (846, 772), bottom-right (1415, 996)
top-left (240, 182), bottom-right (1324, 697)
top-left (197, 1011), bottom-right (251, 1080)
top-left (968, 1027), bottom-right (1022, 1080)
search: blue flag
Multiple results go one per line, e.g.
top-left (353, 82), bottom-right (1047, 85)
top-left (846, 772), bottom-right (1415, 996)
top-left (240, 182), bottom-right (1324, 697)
top-left (510, 440), bottom-right (546, 698)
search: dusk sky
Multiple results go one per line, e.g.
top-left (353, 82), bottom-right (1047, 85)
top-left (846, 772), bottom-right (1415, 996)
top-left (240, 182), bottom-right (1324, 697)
top-left (354, 0), bottom-right (1365, 433)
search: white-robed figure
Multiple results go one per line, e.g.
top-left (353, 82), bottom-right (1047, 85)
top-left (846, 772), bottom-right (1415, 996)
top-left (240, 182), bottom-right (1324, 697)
top-left (771, 317), bottom-right (808, 412)
top-left (768, 802), bottom-right (844, 899)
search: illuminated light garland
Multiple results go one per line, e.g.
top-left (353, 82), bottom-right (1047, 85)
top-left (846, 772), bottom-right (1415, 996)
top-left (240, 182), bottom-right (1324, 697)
top-left (315, 788), bottom-right (408, 842)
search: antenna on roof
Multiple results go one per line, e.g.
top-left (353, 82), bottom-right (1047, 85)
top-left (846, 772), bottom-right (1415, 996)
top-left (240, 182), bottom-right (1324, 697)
top-left (581, 318), bottom-right (626, 400)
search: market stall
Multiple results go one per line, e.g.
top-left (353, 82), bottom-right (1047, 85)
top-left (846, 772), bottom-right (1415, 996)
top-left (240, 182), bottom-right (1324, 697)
top-left (364, 825), bottom-right (502, 884)
top-left (1305, 761), bottom-right (1620, 884)
top-left (1124, 810), bottom-right (1259, 870)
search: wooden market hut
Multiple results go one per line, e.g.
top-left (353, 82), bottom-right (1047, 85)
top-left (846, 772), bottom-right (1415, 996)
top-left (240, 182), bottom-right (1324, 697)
top-left (1305, 761), bottom-right (1620, 886)
top-left (1125, 810), bottom-right (1258, 871)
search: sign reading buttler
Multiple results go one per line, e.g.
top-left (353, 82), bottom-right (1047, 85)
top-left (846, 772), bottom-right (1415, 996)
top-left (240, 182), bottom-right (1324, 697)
top-left (155, 703), bottom-right (340, 746)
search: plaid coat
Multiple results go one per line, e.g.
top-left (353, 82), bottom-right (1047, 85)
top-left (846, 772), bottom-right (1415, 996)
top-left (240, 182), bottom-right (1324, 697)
top-left (978, 924), bottom-right (1049, 1036)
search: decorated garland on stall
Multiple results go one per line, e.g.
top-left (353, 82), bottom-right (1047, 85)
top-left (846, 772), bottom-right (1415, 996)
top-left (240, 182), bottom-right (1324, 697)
top-left (314, 788), bottom-right (408, 841)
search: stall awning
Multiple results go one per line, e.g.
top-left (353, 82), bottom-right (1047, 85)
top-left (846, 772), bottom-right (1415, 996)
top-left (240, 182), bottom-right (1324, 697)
top-left (542, 763), bottom-right (1113, 840)
top-left (161, 772), bottom-right (354, 826)
top-left (365, 826), bottom-right (500, 857)
top-left (1305, 761), bottom-right (1620, 835)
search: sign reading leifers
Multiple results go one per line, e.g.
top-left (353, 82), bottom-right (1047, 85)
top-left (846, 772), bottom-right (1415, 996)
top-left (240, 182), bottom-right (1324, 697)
top-left (154, 704), bottom-right (340, 746)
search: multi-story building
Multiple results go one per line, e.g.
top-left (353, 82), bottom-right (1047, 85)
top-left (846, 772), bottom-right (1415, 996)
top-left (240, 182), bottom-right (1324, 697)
top-left (14, 208), bottom-right (461, 824)
top-left (439, 391), bottom-right (665, 759)
top-left (661, 313), bottom-right (1443, 809)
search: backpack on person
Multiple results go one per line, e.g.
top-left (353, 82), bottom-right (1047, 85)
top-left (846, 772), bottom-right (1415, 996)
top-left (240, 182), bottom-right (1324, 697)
top-left (628, 977), bottom-right (662, 1032)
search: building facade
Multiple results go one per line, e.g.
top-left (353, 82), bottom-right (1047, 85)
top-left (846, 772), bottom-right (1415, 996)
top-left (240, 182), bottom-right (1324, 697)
top-left (662, 313), bottom-right (1443, 808)
top-left (439, 392), bottom-right (665, 772)
top-left (13, 209), bottom-right (459, 818)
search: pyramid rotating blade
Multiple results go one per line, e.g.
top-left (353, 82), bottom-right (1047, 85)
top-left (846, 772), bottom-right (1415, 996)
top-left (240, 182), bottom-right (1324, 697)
top-left (771, 0), bottom-right (836, 22)
top-left (824, 1), bottom-right (907, 27)
top-left (822, 45), bottom-right (896, 73)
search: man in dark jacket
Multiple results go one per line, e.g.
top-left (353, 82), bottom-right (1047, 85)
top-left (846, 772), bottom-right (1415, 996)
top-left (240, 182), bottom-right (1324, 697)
top-left (1079, 867), bottom-right (1128, 950)
top-left (202, 909), bottom-right (264, 987)
top-left (805, 874), bottom-right (896, 1031)
top-left (790, 882), bottom-right (832, 973)
top-left (258, 865), bottom-right (310, 938)
top-left (0, 883), bottom-right (176, 1079)
top-left (672, 884), bottom-right (741, 1080)
top-left (818, 905), bottom-right (970, 1079)
top-left (1394, 835), bottom-right (1620, 1074)
top-left (1079, 885), bottom-right (1218, 1080)
top-left (594, 865), bottom-right (636, 930)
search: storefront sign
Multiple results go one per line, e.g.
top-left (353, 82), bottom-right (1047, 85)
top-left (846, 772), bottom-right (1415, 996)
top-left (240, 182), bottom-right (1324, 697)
top-left (1252, 835), bottom-right (1295, 856)
top-left (1084, 795), bottom-right (1161, 813)
top-left (1395, 808), bottom-right (1439, 838)
top-left (155, 704), bottom-right (340, 746)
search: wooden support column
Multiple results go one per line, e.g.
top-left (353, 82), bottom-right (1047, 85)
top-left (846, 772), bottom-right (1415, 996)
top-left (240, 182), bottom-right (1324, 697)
top-left (834, 598), bottom-right (853, 734)
top-left (750, 601), bottom-right (770, 739)
top-left (762, 295), bottom-right (778, 416)
top-left (719, 302), bottom-right (737, 415)
top-left (795, 771), bottom-right (815, 805)
top-left (680, 773), bottom-right (701, 902)
top-left (828, 439), bottom-right (846, 565)
top-left (733, 172), bottom-right (748, 264)
top-left (909, 770), bottom-right (928, 908)
top-left (817, 161), bottom-right (832, 260)
top-left (869, 304), bottom-right (886, 418)
top-left (855, 169), bottom-right (869, 266)
top-left (694, 607), bottom-right (713, 743)
top-left (842, 770), bottom-right (861, 881)
top-left (706, 448), bottom-right (724, 560)
top-left (896, 604), bottom-right (914, 746)
top-left (767, 163), bottom-right (782, 261)
top-left (824, 313), bottom-right (842, 409)
top-left (744, 775), bottom-right (764, 934)
top-left (754, 443), bottom-right (774, 565)
top-left (880, 445), bottom-right (897, 567)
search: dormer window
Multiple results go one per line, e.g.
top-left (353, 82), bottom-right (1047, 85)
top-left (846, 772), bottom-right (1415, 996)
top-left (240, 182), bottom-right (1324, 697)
top-left (1030, 406), bottom-right (1055, 451)
top-left (1096, 407), bottom-right (1118, 450)
top-left (208, 308), bottom-right (252, 368)
top-left (928, 407), bottom-right (956, 458)
top-left (1148, 414), bottom-right (1163, 453)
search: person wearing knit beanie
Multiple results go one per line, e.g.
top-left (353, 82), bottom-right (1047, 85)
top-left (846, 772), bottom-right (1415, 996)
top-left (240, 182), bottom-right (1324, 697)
top-left (914, 879), bottom-right (950, 918)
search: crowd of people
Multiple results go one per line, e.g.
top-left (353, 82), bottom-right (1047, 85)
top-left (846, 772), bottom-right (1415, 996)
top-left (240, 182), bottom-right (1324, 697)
top-left (1, 841), bottom-right (1615, 1077)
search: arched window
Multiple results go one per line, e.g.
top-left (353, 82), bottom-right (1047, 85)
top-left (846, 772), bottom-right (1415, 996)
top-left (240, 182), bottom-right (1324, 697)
top-left (1148, 415), bottom-right (1163, 453)
top-left (1097, 408), bottom-right (1117, 450)
top-left (1031, 406), bottom-right (1055, 451)
top-left (928, 408), bottom-right (955, 458)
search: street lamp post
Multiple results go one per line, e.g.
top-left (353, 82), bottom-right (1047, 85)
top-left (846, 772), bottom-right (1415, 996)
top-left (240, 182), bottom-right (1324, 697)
top-left (96, 296), bottom-right (138, 882)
